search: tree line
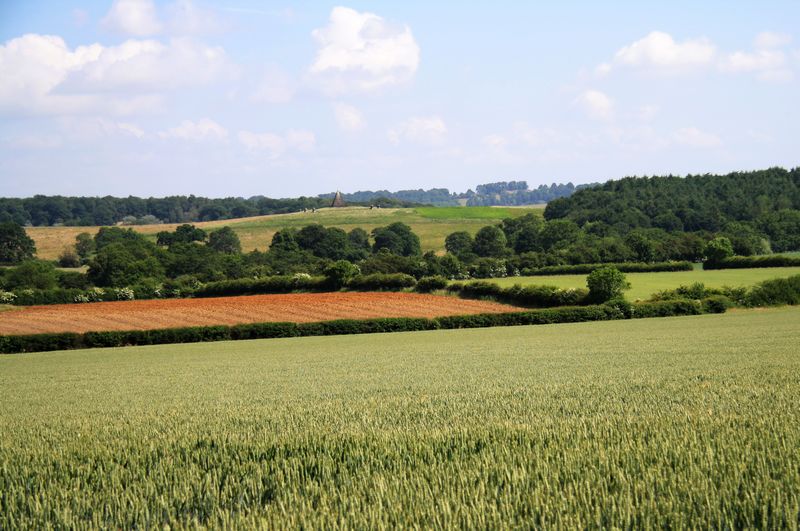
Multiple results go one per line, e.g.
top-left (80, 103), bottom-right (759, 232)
top-left (544, 167), bottom-right (800, 252)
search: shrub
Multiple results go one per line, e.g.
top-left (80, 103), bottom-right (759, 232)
top-left (194, 275), bottom-right (327, 298)
top-left (347, 273), bottom-right (416, 291)
top-left (703, 255), bottom-right (800, 270)
top-left (324, 260), bottom-right (360, 290)
top-left (744, 275), bottom-right (800, 307)
top-left (468, 258), bottom-right (508, 278)
top-left (586, 267), bottom-right (630, 303)
top-left (415, 275), bottom-right (449, 293)
top-left (451, 281), bottom-right (588, 308)
top-left (704, 237), bottom-right (734, 264)
top-left (520, 261), bottom-right (693, 276)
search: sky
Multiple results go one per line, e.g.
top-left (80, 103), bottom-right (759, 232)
top-left (0, 1), bottom-right (798, 198)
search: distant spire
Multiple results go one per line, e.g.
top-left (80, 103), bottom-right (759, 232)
top-left (331, 190), bottom-right (346, 208)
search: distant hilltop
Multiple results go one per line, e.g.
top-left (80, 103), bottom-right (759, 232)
top-left (318, 181), bottom-right (597, 207)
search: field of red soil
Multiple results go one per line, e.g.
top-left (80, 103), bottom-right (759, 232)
top-left (0, 292), bottom-right (522, 335)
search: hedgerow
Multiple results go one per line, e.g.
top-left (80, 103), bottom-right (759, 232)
top-left (0, 299), bottom-right (724, 354)
top-left (703, 255), bottom-right (800, 270)
top-left (520, 261), bottom-right (693, 276)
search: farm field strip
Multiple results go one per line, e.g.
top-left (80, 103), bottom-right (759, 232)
top-left (0, 292), bottom-right (522, 335)
top-left (1, 307), bottom-right (798, 527)
top-left (489, 266), bottom-right (800, 300)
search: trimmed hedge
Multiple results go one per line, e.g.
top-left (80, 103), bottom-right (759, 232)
top-left (0, 298), bottom-right (725, 354)
top-left (704, 255), bottom-right (800, 270)
top-left (415, 275), bottom-right (449, 293)
top-left (448, 280), bottom-right (589, 308)
top-left (521, 261), bottom-right (693, 276)
top-left (346, 273), bottom-right (417, 291)
top-left (194, 276), bottom-right (327, 298)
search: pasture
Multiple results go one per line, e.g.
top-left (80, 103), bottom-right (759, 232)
top-left (1, 307), bottom-right (799, 528)
top-left (26, 206), bottom-right (543, 260)
top-left (491, 266), bottom-right (800, 300)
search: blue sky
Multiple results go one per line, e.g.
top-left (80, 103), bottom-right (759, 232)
top-left (1, 1), bottom-right (798, 198)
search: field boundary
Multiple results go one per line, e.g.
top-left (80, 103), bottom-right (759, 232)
top-left (0, 298), bottom-right (724, 354)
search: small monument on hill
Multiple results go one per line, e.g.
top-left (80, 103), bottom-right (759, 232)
top-left (330, 191), bottom-right (346, 208)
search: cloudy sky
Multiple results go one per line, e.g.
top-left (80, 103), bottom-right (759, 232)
top-left (1, 1), bottom-right (798, 198)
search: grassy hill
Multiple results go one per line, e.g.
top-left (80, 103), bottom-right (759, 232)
top-left (26, 205), bottom-right (544, 260)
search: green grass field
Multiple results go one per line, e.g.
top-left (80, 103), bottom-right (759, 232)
top-left (490, 266), bottom-right (800, 300)
top-left (2, 307), bottom-right (799, 528)
top-left (26, 206), bottom-right (543, 259)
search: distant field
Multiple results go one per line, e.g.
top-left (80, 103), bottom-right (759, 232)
top-left (26, 206), bottom-right (543, 259)
top-left (489, 266), bottom-right (800, 300)
top-left (2, 307), bottom-right (798, 527)
top-left (0, 292), bottom-right (520, 335)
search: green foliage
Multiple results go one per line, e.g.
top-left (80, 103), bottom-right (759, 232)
top-left (74, 232), bottom-right (95, 260)
top-left (347, 273), bottom-right (417, 291)
top-left (0, 221), bottom-right (36, 263)
top-left (472, 226), bottom-right (508, 258)
top-left (156, 224), bottom-right (207, 247)
top-left (372, 222), bottom-right (421, 256)
top-left (5, 260), bottom-right (58, 290)
top-left (414, 275), bottom-right (449, 292)
top-left (57, 247), bottom-right (81, 268)
top-left (444, 231), bottom-right (474, 258)
top-left (703, 254), bottom-right (800, 270)
top-left (87, 237), bottom-right (165, 287)
top-left (194, 275), bottom-right (327, 298)
top-left (745, 275), bottom-right (800, 307)
top-left (450, 280), bottom-right (588, 308)
top-left (324, 260), bottom-right (361, 289)
top-left (586, 267), bottom-right (630, 303)
top-left (521, 261), bottom-right (693, 276)
top-left (703, 236), bottom-right (734, 263)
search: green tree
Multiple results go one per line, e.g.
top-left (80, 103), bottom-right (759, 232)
top-left (586, 266), bottom-right (630, 303)
top-left (0, 221), bottom-right (36, 264)
top-left (6, 260), bottom-right (57, 290)
top-left (445, 231), bottom-right (474, 257)
top-left (156, 224), bottom-right (207, 247)
top-left (624, 231), bottom-right (656, 262)
top-left (208, 227), bottom-right (242, 254)
top-left (372, 223), bottom-right (420, 256)
top-left (703, 236), bottom-right (734, 263)
top-left (323, 260), bottom-right (360, 289)
top-left (472, 226), bottom-right (508, 258)
top-left (88, 239), bottom-right (165, 287)
top-left (74, 232), bottom-right (95, 260)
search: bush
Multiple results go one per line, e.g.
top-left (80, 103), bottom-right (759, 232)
top-left (744, 275), bottom-right (800, 307)
top-left (586, 267), bottom-right (630, 303)
top-left (704, 237), bottom-right (734, 264)
top-left (520, 261), bottom-right (693, 276)
top-left (451, 280), bottom-right (589, 308)
top-left (57, 270), bottom-right (90, 290)
top-left (415, 275), bottom-right (449, 293)
top-left (195, 275), bottom-right (327, 297)
top-left (347, 273), bottom-right (417, 291)
top-left (468, 258), bottom-right (508, 278)
top-left (703, 255), bottom-right (800, 270)
top-left (324, 260), bottom-right (360, 290)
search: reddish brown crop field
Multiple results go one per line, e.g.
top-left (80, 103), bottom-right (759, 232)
top-left (0, 292), bottom-right (522, 335)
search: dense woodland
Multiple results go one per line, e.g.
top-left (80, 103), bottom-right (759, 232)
top-left (545, 167), bottom-right (800, 252)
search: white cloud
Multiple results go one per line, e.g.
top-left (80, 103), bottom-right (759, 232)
top-left (102, 0), bottom-right (162, 36)
top-left (159, 118), bottom-right (228, 141)
top-left (576, 89), bottom-right (613, 120)
top-left (720, 33), bottom-right (793, 81)
top-left (166, 0), bottom-right (227, 35)
top-left (309, 6), bottom-right (420, 93)
top-left (0, 34), bottom-right (233, 116)
top-left (636, 104), bottom-right (660, 121)
top-left (604, 31), bottom-right (716, 73)
top-left (251, 67), bottom-right (295, 104)
top-left (333, 102), bottom-right (365, 131)
top-left (388, 116), bottom-right (446, 145)
top-left (672, 127), bottom-right (722, 148)
top-left (755, 31), bottom-right (792, 49)
top-left (482, 134), bottom-right (507, 148)
top-left (238, 129), bottom-right (316, 157)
